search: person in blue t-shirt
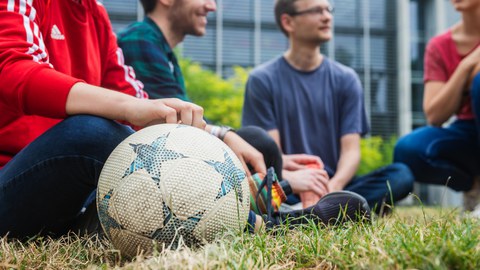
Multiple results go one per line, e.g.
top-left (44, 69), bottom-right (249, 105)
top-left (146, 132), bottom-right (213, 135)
top-left (242, 0), bottom-right (414, 213)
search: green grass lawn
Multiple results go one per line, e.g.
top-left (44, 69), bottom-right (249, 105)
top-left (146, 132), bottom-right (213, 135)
top-left (1, 206), bottom-right (479, 269)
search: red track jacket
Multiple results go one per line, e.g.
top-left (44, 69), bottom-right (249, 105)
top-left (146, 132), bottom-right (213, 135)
top-left (0, 0), bottom-right (146, 167)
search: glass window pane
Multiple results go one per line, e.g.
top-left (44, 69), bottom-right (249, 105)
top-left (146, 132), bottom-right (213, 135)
top-left (183, 27), bottom-right (216, 65)
top-left (370, 37), bottom-right (386, 70)
top-left (223, 28), bottom-right (253, 65)
top-left (334, 35), bottom-right (363, 69)
top-left (260, 0), bottom-right (275, 23)
top-left (369, 0), bottom-right (386, 29)
top-left (223, 0), bottom-right (253, 21)
top-left (332, 0), bottom-right (360, 27)
top-left (260, 30), bottom-right (288, 63)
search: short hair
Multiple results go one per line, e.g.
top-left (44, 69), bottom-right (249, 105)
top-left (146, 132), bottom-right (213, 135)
top-left (139, 0), bottom-right (156, 14)
top-left (274, 0), bottom-right (300, 36)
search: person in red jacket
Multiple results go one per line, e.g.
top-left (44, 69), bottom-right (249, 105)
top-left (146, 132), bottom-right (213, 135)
top-left (0, 0), bottom-right (267, 238)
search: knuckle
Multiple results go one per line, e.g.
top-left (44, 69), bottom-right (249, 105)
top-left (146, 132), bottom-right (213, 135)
top-left (194, 105), bottom-right (204, 113)
top-left (165, 108), bottom-right (176, 117)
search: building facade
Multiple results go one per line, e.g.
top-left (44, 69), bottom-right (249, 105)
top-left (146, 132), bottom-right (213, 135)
top-left (102, 0), bottom-right (462, 206)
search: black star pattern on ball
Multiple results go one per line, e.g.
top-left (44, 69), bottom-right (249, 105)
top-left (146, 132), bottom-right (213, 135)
top-left (151, 202), bottom-right (205, 249)
top-left (204, 149), bottom-right (246, 202)
top-left (123, 132), bottom-right (185, 186)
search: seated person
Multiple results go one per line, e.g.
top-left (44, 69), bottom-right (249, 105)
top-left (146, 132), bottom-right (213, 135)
top-left (394, 0), bottom-right (480, 215)
top-left (242, 0), bottom-right (414, 212)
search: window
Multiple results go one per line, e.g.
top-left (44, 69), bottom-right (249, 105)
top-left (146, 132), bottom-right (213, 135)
top-left (410, 0), bottom-right (428, 128)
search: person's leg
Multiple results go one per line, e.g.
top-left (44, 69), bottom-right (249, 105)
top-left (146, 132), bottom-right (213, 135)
top-left (0, 115), bottom-right (133, 238)
top-left (344, 163), bottom-right (414, 211)
top-left (236, 126), bottom-right (283, 179)
top-left (394, 121), bottom-right (480, 192)
top-left (471, 72), bottom-right (480, 136)
top-left (463, 72), bottom-right (480, 212)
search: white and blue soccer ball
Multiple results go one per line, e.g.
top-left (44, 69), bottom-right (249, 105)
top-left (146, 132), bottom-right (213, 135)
top-left (96, 124), bottom-right (250, 257)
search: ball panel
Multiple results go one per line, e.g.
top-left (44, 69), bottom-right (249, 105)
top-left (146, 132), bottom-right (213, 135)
top-left (198, 186), bottom-right (250, 242)
top-left (109, 228), bottom-right (154, 258)
top-left (110, 171), bottom-right (165, 236)
top-left (160, 158), bottom-right (222, 219)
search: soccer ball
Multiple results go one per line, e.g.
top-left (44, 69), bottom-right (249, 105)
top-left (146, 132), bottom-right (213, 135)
top-left (96, 124), bottom-right (250, 257)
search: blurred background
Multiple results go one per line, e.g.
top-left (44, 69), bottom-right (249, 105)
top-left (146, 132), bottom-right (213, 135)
top-left (100, 0), bottom-right (463, 207)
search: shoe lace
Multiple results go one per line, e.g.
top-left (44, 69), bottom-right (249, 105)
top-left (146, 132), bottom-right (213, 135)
top-left (255, 167), bottom-right (275, 221)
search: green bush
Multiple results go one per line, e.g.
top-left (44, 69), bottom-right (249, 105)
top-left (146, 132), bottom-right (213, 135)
top-left (180, 58), bottom-right (247, 129)
top-left (357, 136), bottom-right (397, 175)
top-left (180, 57), bottom-right (397, 174)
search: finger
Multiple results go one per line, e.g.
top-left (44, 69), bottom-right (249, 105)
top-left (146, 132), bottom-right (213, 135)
top-left (318, 169), bottom-right (330, 181)
top-left (309, 169), bottom-right (329, 186)
top-left (294, 154), bottom-right (323, 166)
top-left (191, 105), bottom-right (205, 129)
top-left (239, 158), bottom-right (252, 178)
top-left (180, 105), bottom-right (193, 126)
top-left (316, 174), bottom-right (330, 187)
top-left (288, 162), bottom-right (305, 170)
top-left (157, 105), bottom-right (177, 124)
top-left (200, 119), bottom-right (207, 130)
top-left (310, 181), bottom-right (328, 196)
top-left (315, 180), bottom-right (329, 195)
top-left (249, 157), bottom-right (267, 176)
top-left (245, 152), bottom-right (267, 176)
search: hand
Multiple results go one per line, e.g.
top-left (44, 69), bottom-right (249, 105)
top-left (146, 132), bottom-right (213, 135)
top-left (223, 131), bottom-right (266, 176)
top-left (123, 98), bottom-right (206, 129)
top-left (282, 154), bottom-right (324, 170)
top-left (283, 168), bottom-right (329, 197)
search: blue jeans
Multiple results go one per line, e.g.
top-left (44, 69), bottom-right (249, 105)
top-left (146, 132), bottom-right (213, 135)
top-left (0, 115), bottom-right (134, 238)
top-left (394, 73), bottom-right (480, 192)
top-left (286, 163), bottom-right (414, 212)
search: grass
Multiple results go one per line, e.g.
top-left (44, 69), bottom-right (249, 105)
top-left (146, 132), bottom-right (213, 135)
top-left (1, 206), bottom-right (479, 269)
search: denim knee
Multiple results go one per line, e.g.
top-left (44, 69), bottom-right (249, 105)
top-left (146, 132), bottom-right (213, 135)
top-left (237, 126), bottom-right (277, 155)
top-left (471, 72), bottom-right (480, 113)
top-left (393, 133), bottom-right (423, 165)
top-left (388, 162), bottom-right (414, 199)
top-left (237, 126), bottom-right (282, 177)
top-left (54, 115), bottom-right (134, 161)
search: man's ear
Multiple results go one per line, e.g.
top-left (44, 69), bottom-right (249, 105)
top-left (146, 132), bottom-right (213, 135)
top-left (281, 13), bottom-right (294, 35)
top-left (158, 0), bottom-right (173, 7)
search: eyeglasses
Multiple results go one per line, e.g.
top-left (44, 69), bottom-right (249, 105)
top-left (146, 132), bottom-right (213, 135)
top-left (289, 5), bottom-right (334, 17)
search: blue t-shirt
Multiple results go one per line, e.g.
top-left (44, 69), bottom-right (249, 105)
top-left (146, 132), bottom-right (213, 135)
top-left (242, 56), bottom-right (369, 176)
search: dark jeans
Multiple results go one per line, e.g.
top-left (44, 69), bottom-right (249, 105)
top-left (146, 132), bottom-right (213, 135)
top-left (237, 126), bottom-right (283, 180)
top-left (0, 115), bottom-right (134, 238)
top-left (286, 163), bottom-right (414, 211)
top-left (0, 116), bottom-right (281, 238)
top-left (394, 73), bottom-right (480, 192)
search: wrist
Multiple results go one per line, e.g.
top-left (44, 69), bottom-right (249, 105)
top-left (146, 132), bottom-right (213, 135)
top-left (460, 58), bottom-right (476, 73)
top-left (328, 178), bottom-right (345, 191)
top-left (210, 125), bottom-right (235, 141)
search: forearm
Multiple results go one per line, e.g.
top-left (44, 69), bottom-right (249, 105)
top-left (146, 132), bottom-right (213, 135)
top-left (66, 82), bottom-right (134, 121)
top-left (330, 149), bottom-right (360, 190)
top-left (425, 59), bottom-right (475, 126)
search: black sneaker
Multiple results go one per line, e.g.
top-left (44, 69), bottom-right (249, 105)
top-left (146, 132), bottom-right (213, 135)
top-left (263, 190), bottom-right (371, 228)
